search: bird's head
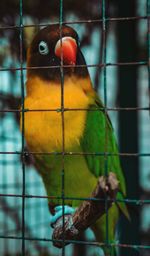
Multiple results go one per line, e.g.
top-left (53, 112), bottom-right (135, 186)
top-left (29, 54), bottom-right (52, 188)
top-left (27, 25), bottom-right (89, 82)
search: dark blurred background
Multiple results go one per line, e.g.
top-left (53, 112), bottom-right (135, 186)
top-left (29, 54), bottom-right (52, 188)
top-left (0, 0), bottom-right (150, 255)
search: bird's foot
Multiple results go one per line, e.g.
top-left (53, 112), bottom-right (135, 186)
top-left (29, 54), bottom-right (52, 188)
top-left (50, 205), bottom-right (75, 228)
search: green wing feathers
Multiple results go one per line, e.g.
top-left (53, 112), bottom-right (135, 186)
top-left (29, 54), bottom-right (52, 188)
top-left (81, 94), bottom-right (129, 218)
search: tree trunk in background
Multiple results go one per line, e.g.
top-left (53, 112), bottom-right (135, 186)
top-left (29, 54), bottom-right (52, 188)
top-left (116, 0), bottom-right (140, 255)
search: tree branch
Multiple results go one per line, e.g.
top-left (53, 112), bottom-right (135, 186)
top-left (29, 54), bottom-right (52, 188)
top-left (52, 172), bottom-right (119, 248)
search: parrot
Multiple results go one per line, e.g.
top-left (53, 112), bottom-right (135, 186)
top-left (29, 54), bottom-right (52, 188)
top-left (21, 24), bottom-right (129, 256)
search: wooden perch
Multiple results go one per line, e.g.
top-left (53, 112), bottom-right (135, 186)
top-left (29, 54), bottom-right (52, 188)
top-left (52, 172), bottom-right (119, 248)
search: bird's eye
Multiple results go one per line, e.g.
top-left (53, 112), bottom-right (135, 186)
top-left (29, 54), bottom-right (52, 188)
top-left (39, 41), bottom-right (49, 55)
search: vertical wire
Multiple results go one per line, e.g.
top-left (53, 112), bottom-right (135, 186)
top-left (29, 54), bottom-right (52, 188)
top-left (102, 0), bottom-right (109, 251)
top-left (147, 0), bottom-right (150, 111)
top-left (19, 0), bottom-right (25, 255)
top-left (59, 0), bottom-right (65, 255)
top-left (146, 4), bottom-right (150, 253)
top-left (1, 98), bottom-right (8, 254)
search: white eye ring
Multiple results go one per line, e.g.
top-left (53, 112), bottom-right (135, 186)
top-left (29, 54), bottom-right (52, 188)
top-left (39, 41), bottom-right (49, 55)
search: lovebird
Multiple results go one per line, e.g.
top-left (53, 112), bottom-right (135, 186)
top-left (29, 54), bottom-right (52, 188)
top-left (21, 25), bottom-right (129, 256)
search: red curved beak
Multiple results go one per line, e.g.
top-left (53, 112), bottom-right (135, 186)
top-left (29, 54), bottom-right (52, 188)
top-left (54, 36), bottom-right (77, 65)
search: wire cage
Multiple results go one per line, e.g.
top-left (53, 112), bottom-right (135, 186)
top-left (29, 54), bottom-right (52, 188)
top-left (0, 0), bottom-right (150, 255)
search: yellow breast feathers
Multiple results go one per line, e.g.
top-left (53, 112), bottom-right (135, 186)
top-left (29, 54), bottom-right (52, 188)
top-left (22, 76), bottom-right (93, 152)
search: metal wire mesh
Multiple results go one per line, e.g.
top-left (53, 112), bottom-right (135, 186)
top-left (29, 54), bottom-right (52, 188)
top-left (0, 0), bottom-right (150, 255)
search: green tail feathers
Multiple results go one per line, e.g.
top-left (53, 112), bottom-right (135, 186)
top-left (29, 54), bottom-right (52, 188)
top-left (116, 191), bottom-right (130, 221)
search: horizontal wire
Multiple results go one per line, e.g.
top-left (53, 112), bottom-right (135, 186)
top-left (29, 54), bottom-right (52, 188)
top-left (2, 226), bottom-right (149, 250)
top-left (0, 151), bottom-right (150, 157)
top-left (0, 193), bottom-right (149, 205)
top-left (0, 61), bottom-right (147, 72)
top-left (0, 15), bottom-right (148, 30)
top-left (0, 234), bottom-right (149, 250)
top-left (0, 107), bottom-right (150, 113)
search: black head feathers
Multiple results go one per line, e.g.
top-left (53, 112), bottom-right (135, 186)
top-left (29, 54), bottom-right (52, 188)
top-left (27, 24), bottom-right (89, 81)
